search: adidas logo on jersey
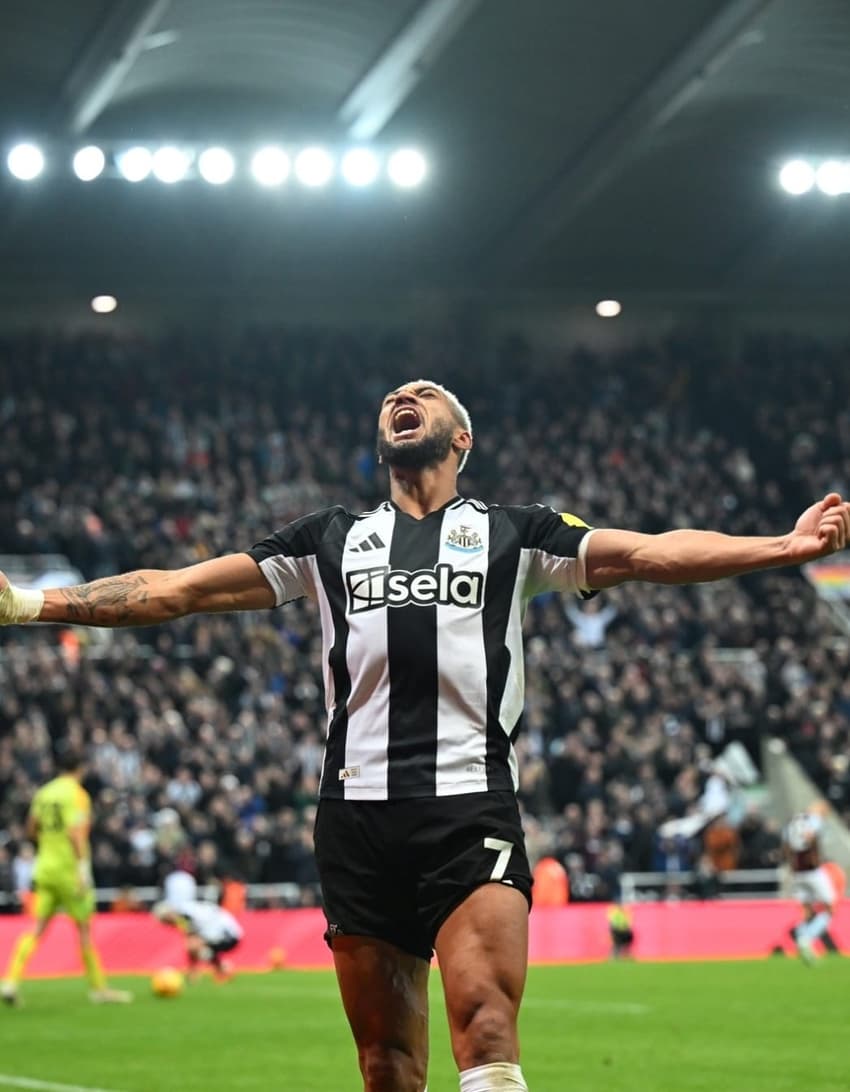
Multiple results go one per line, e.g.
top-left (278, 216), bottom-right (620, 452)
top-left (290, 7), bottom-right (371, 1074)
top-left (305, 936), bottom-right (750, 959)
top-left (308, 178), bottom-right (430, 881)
top-left (348, 532), bottom-right (386, 553)
top-left (346, 564), bottom-right (484, 614)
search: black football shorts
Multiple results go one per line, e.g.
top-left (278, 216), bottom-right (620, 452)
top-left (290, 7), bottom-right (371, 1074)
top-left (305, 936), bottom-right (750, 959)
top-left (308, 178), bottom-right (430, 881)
top-left (207, 933), bottom-right (240, 955)
top-left (313, 790), bottom-right (533, 961)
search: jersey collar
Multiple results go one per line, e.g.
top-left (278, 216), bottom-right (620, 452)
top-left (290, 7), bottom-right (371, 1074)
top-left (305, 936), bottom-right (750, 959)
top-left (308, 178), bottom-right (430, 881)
top-left (386, 495), bottom-right (464, 518)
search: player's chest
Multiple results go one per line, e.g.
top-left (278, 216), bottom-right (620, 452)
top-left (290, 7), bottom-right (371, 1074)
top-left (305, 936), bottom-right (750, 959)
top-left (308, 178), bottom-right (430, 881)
top-left (339, 508), bottom-right (494, 615)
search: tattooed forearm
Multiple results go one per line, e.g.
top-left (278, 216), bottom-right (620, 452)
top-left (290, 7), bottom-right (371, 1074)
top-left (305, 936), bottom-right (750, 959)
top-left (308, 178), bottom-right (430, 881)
top-left (58, 574), bottom-right (151, 624)
top-left (39, 570), bottom-right (184, 627)
top-left (35, 556), bottom-right (268, 628)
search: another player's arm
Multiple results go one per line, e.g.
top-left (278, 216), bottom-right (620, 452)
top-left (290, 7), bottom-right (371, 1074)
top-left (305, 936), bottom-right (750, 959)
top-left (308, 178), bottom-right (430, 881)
top-left (585, 493), bottom-right (850, 589)
top-left (67, 813), bottom-right (93, 890)
top-left (64, 787), bottom-right (96, 891)
top-left (0, 554), bottom-right (274, 628)
top-left (67, 818), bottom-right (89, 862)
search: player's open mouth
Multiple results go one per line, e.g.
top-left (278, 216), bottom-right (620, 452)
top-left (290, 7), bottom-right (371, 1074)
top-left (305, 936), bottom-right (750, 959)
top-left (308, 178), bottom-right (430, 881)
top-left (391, 406), bottom-right (422, 439)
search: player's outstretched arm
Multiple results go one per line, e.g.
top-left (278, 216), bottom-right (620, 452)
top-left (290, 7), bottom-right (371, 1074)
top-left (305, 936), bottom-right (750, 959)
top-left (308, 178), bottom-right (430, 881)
top-left (585, 492), bottom-right (850, 589)
top-left (0, 554), bottom-right (274, 627)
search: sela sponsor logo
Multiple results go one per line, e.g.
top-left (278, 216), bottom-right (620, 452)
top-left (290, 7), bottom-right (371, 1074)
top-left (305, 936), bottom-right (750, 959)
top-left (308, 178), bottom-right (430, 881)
top-left (445, 525), bottom-right (484, 553)
top-left (346, 563), bottom-right (484, 613)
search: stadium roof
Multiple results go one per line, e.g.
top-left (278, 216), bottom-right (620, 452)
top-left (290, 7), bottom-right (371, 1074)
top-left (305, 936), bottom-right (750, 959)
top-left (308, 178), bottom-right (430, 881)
top-left (2, 0), bottom-right (850, 322)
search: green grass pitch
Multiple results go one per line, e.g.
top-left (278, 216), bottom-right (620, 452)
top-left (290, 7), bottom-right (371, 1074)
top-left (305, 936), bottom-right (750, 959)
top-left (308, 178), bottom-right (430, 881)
top-left (0, 959), bottom-right (845, 1091)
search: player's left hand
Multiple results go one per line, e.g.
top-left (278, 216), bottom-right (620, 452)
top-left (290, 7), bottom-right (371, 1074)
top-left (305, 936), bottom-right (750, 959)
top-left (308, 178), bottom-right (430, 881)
top-left (787, 492), bottom-right (850, 562)
top-left (77, 859), bottom-right (94, 894)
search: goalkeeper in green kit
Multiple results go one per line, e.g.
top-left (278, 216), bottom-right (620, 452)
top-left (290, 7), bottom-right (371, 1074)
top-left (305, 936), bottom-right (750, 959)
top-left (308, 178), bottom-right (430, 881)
top-left (2, 745), bottom-right (132, 1006)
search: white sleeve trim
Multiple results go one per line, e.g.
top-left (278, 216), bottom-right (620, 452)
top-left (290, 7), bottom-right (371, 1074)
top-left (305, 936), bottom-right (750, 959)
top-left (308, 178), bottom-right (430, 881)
top-left (258, 554), bottom-right (313, 607)
top-left (576, 528), bottom-right (598, 593)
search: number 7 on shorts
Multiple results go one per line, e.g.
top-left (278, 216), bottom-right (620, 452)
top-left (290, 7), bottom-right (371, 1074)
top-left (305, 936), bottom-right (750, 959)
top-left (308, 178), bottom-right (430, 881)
top-left (484, 837), bottom-right (514, 881)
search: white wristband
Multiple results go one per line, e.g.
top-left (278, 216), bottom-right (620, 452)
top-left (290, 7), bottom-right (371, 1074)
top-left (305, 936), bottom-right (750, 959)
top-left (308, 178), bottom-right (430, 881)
top-left (0, 583), bottom-right (45, 624)
top-left (78, 859), bottom-right (93, 888)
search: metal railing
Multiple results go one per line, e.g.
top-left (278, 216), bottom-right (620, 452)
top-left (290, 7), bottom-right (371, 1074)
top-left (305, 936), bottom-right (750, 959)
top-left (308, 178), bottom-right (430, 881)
top-left (0, 881), bottom-right (313, 912)
top-left (619, 867), bottom-right (781, 903)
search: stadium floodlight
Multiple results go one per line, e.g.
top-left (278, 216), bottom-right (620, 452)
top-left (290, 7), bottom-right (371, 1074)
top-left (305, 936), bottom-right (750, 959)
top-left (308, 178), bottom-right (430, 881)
top-left (7, 143), bottom-right (45, 181)
top-left (91, 295), bottom-right (118, 314)
top-left (295, 147), bottom-right (334, 188)
top-left (117, 146), bottom-right (153, 182)
top-left (73, 145), bottom-right (106, 181)
top-left (596, 299), bottom-right (622, 318)
top-left (778, 159), bottom-right (815, 196)
top-left (251, 146), bottom-right (290, 187)
top-left (152, 145), bottom-right (191, 184)
top-left (815, 159), bottom-right (850, 197)
top-left (387, 148), bottom-right (427, 189)
top-left (341, 148), bottom-right (379, 188)
top-left (198, 147), bottom-right (235, 185)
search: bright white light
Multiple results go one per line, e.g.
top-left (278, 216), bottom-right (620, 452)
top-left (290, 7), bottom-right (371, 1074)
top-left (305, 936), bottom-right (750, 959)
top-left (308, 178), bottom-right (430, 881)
top-left (596, 299), bottom-right (622, 318)
top-left (73, 145), bottom-right (106, 181)
top-left (251, 146), bottom-right (290, 187)
top-left (152, 146), bottom-right (191, 184)
top-left (778, 159), bottom-right (815, 196)
top-left (295, 147), bottom-right (334, 188)
top-left (341, 148), bottom-right (379, 187)
top-left (198, 147), bottom-right (235, 185)
top-left (388, 148), bottom-right (427, 188)
top-left (815, 159), bottom-right (850, 197)
top-left (7, 143), bottom-right (45, 181)
top-left (117, 146), bottom-right (153, 182)
top-left (91, 295), bottom-right (118, 314)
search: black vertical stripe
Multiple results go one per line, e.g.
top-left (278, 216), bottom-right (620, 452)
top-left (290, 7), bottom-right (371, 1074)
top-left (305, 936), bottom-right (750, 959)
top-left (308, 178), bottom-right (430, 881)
top-left (483, 509), bottom-right (523, 791)
top-left (386, 510), bottom-right (444, 797)
top-left (316, 514), bottom-right (355, 798)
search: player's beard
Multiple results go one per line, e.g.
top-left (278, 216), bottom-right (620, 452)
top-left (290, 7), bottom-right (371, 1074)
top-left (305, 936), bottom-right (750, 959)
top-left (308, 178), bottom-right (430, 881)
top-left (376, 418), bottom-right (456, 470)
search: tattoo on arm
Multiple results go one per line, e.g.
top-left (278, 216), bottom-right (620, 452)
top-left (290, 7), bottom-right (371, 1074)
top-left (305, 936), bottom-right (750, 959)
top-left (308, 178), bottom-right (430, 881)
top-left (58, 574), bottom-right (152, 624)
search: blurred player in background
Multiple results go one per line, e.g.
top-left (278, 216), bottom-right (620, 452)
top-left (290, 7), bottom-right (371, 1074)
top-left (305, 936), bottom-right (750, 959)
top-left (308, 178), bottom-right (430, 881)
top-left (606, 903), bottom-right (635, 959)
top-left (163, 866), bottom-right (199, 908)
top-left (784, 802), bottom-right (839, 965)
top-left (1, 746), bottom-right (132, 1006)
top-left (658, 743), bottom-right (757, 841)
top-left (153, 898), bottom-right (243, 981)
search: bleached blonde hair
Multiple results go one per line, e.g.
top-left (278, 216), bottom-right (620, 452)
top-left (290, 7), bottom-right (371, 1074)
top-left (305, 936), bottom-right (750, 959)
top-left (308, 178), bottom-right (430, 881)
top-left (401, 378), bottom-right (473, 472)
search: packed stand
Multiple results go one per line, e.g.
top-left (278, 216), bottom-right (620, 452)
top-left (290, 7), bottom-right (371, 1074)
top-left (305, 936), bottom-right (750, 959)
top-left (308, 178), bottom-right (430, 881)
top-left (1, 330), bottom-right (848, 908)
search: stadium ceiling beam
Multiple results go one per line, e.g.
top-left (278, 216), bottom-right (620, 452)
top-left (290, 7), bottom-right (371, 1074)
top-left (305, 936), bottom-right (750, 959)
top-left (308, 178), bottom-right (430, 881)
top-left (57, 0), bottom-right (173, 134)
top-left (338, 0), bottom-right (484, 140)
top-left (484, 0), bottom-right (776, 275)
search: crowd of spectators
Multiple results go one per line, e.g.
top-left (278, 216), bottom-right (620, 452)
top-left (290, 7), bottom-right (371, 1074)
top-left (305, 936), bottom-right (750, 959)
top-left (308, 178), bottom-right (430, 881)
top-left (1, 328), bottom-right (848, 908)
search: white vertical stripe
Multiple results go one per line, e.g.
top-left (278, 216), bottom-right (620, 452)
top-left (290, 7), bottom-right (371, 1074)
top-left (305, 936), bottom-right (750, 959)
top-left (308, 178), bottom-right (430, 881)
top-left (340, 506), bottom-right (397, 800)
top-left (499, 550), bottom-right (532, 791)
top-left (434, 506), bottom-right (490, 796)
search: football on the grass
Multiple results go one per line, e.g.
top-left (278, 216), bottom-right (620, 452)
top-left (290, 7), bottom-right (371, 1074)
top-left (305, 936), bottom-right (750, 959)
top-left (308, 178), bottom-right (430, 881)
top-left (151, 967), bottom-right (184, 998)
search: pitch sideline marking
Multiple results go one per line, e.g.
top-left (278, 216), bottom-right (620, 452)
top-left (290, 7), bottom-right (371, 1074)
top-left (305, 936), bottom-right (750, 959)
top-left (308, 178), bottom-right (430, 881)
top-left (0, 1075), bottom-right (128, 1092)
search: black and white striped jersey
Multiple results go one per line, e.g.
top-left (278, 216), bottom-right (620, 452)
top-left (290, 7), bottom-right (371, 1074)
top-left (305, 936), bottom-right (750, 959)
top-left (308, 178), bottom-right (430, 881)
top-left (248, 497), bottom-right (595, 801)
